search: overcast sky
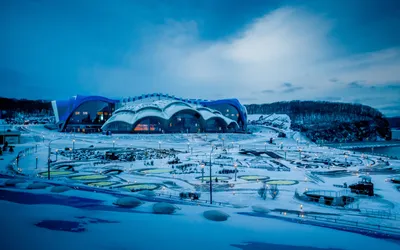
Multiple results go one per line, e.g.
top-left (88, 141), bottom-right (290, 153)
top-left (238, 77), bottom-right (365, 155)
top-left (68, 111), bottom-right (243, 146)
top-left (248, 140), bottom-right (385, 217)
top-left (1, 0), bottom-right (400, 116)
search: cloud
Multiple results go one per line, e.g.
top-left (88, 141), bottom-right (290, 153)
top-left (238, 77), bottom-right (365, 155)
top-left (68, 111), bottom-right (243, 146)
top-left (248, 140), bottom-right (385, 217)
top-left (282, 82), bottom-right (293, 88)
top-left (347, 81), bottom-right (365, 88)
top-left (87, 7), bottom-right (400, 115)
top-left (282, 86), bottom-right (304, 93)
top-left (261, 89), bottom-right (275, 94)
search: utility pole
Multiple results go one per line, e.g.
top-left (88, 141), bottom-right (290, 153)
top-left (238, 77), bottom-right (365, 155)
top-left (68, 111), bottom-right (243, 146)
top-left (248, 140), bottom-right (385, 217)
top-left (47, 145), bottom-right (51, 180)
top-left (234, 163), bottom-right (237, 181)
top-left (209, 145), bottom-right (214, 204)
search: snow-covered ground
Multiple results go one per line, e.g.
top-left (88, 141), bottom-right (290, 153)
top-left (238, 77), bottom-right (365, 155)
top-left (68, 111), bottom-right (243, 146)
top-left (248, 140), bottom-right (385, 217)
top-left (1, 125), bottom-right (400, 249)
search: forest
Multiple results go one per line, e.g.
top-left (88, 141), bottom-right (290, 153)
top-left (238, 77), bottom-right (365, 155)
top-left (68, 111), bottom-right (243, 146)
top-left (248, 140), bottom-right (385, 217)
top-left (245, 101), bottom-right (392, 142)
top-left (0, 97), bottom-right (53, 118)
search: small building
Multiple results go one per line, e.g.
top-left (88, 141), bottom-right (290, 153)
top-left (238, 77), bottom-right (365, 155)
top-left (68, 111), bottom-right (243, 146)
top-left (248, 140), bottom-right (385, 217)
top-left (0, 131), bottom-right (21, 144)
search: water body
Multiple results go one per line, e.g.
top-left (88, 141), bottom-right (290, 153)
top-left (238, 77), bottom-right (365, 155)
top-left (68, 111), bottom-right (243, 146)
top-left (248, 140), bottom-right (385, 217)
top-left (352, 146), bottom-right (400, 159)
top-left (351, 130), bottom-right (400, 158)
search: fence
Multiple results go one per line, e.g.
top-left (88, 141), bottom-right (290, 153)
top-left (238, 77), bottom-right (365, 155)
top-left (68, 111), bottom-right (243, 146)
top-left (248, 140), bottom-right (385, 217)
top-left (305, 189), bottom-right (352, 197)
top-left (301, 213), bottom-right (400, 235)
top-left (154, 191), bottom-right (235, 207)
top-left (360, 208), bottom-right (400, 220)
top-left (5, 145), bottom-right (37, 175)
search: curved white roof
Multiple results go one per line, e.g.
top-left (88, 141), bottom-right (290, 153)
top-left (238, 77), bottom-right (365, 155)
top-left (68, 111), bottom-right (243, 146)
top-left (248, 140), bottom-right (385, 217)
top-left (102, 99), bottom-right (238, 131)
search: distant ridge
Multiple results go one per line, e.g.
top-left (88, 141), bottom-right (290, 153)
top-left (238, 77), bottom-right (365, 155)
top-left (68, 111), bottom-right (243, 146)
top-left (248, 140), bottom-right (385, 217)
top-left (245, 100), bottom-right (391, 142)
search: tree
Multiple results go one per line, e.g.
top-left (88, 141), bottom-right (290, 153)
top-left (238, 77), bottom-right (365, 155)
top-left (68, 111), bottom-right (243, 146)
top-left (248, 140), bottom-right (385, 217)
top-left (269, 184), bottom-right (279, 199)
top-left (258, 182), bottom-right (267, 200)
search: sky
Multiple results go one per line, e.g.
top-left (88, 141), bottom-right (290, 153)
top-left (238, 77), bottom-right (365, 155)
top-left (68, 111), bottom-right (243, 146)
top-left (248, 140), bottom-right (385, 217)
top-left (1, 0), bottom-right (400, 116)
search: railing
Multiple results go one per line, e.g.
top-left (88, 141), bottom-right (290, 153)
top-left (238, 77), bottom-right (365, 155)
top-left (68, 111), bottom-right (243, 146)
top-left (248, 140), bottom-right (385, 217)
top-left (301, 213), bottom-right (400, 235)
top-left (360, 208), bottom-right (400, 220)
top-left (154, 191), bottom-right (235, 207)
top-left (305, 189), bottom-right (352, 197)
top-left (5, 146), bottom-right (37, 175)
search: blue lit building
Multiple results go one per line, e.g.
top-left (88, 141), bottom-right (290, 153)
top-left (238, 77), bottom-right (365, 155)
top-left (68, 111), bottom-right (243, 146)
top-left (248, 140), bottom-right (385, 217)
top-left (52, 93), bottom-right (247, 133)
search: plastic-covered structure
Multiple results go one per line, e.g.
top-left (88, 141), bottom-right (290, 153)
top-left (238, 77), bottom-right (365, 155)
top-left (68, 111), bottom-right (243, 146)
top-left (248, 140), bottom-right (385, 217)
top-left (51, 95), bottom-right (119, 132)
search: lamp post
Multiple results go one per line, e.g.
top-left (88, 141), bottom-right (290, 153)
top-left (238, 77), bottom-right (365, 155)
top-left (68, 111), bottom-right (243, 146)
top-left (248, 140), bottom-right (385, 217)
top-left (234, 163), bottom-right (237, 181)
top-left (201, 163), bottom-right (205, 183)
top-left (298, 148), bottom-right (302, 160)
top-left (48, 137), bottom-right (62, 180)
top-left (158, 141), bottom-right (161, 150)
top-left (72, 139), bottom-right (75, 160)
top-left (187, 142), bottom-right (190, 152)
top-left (36, 156), bottom-right (38, 169)
top-left (209, 144), bottom-right (215, 204)
top-left (205, 133), bottom-right (208, 141)
top-left (55, 149), bottom-right (58, 161)
top-left (112, 140), bottom-right (115, 148)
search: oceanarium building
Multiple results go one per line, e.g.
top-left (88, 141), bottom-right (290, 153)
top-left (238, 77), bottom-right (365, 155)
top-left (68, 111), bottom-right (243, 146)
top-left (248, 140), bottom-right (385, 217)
top-left (52, 93), bottom-right (247, 133)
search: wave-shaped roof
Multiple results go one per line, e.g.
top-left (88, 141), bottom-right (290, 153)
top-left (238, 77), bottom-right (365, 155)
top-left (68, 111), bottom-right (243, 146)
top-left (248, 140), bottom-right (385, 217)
top-left (102, 100), bottom-right (238, 131)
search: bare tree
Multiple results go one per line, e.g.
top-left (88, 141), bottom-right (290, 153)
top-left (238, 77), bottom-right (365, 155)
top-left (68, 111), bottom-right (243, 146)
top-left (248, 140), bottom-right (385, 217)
top-left (258, 182), bottom-right (267, 200)
top-left (269, 184), bottom-right (279, 199)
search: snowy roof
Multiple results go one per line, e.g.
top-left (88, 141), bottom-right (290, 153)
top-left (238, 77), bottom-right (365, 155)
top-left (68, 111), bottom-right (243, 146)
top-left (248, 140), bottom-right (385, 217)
top-left (102, 99), bottom-right (238, 130)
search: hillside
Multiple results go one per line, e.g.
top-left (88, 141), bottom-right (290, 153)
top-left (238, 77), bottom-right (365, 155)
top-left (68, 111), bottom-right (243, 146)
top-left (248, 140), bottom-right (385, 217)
top-left (245, 101), bottom-right (391, 142)
top-left (0, 97), bottom-right (52, 118)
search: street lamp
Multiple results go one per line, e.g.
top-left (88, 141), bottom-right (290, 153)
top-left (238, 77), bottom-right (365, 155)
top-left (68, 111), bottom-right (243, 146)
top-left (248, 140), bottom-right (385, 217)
top-left (36, 156), bottom-right (38, 169)
top-left (205, 133), bottom-right (208, 141)
top-left (234, 163), bottom-right (237, 181)
top-left (72, 139), bottom-right (75, 160)
top-left (48, 137), bottom-right (62, 180)
top-left (298, 148), bottom-right (302, 160)
top-left (158, 141), bottom-right (161, 150)
top-left (55, 149), bottom-right (58, 161)
top-left (201, 163), bottom-right (205, 183)
top-left (187, 142), bottom-right (190, 152)
top-left (209, 144), bottom-right (215, 204)
top-left (112, 140), bottom-right (115, 148)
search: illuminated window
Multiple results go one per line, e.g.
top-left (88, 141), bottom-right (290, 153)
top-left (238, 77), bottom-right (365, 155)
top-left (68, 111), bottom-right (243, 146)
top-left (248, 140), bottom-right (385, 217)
top-left (97, 112), bottom-right (103, 115)
top-left (83, 112), bottom-right (88, 115)
top-left (75, 111), bottom-right (80, 115)
top-left (104, 112), bottom-right (108, 116)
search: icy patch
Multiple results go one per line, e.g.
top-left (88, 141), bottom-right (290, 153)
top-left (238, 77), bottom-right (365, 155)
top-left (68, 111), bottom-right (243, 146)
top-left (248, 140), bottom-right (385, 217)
top-left (35, 220), bottom-right (85, 233)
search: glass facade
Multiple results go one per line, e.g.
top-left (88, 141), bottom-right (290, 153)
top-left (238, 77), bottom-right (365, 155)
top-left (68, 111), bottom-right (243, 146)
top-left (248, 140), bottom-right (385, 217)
top-left (206, 104), bottom-right (240, 122)
top-left (103, 121), bottom-right (132, 133)
top-left (133, 118), bottom-right (164, 133)
top-left (204, 118), bottom-right (226, 133)
top-left (64, 101), bottom-right (115, 132)
top-left (166, 111), bottom-right (202, 133)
